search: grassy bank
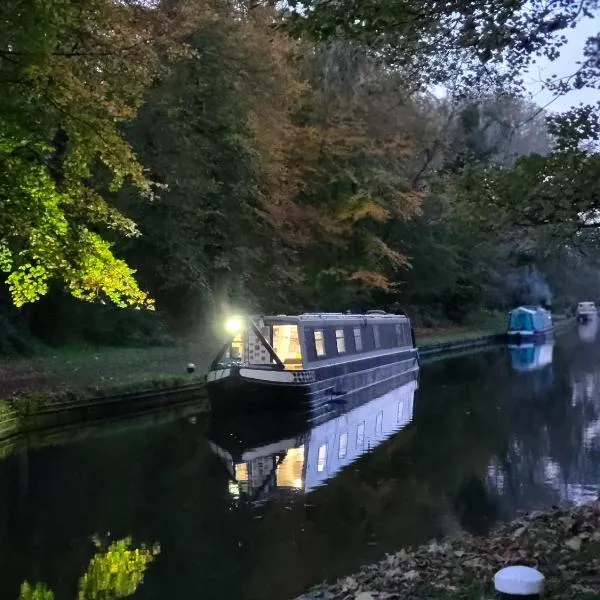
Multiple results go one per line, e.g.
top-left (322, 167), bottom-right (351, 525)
top-left (0, 310), bottom-right (572, 402)
top-left (416, 311), bottom-right (507, 348)
top-left (0, 339), bottom-right (220, 402)
top-left (297, 501), bottom-right (600, 600)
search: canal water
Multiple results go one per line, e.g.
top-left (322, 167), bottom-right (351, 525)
top-left (0, 328), bottom-right (599, 600)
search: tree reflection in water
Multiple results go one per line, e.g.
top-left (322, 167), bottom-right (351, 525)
top-left (18, 582), bottom-right (53, 600)
top-left (17, 537), bottom-right (159, 600)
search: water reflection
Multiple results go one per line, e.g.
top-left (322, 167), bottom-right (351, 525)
top-left (508, 341), bottom-right (553, 372)
top-left (487, 334), bottom-right (600, 518)
top-left (1, 332), bottom-right (600, 600)
top-left (508, 341), bottom-right (554, 397)
top-left (578, 315), bottom-right (599, 343)
top-left (209, 379), bottom-right (417, 503)
top-left (17, 537), bottom-right (159, 600)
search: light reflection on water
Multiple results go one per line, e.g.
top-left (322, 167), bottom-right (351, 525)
top-left (209, 378), bottom-right (418, 502)
top-left (0, 330), bottom-right (599, 599)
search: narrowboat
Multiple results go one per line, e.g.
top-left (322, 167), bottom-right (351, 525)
top-left (209, 377), bottom-right (418, 503)
top-left (576, 301), bottom-right (597, 323)
top-left (206, 311), bottom-right (419, 413)
top-left (506, 306), bottom-right (553, 343)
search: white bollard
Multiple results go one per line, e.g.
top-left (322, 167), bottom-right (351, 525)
top-left (186, 362), bottom-right (195, 374)
top-left (494, 566), bottom-right (545, 599)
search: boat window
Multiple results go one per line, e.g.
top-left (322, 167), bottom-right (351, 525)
top-left (314, 329), bottom-right (326, 357)
top-left (373, 325), bottom-right (381, 349)
top-left (276, 446), bottom-right (305, 489)
top-left (338, 432), bottom-right (348, 458)
top-left (335, 329), bottom-right (346, 353)
top-left (235, 462), bottom-right (248, 483)
top-left (273, 324), bottom-right (303, 369)
top-left (381, 324), bottom-right (396, 348)
top-left (395, 324), bottom-right (403, 346)
top-left (230, 334), bottom-right (244, 360)
top-left (396, 323), bottom-right (409, 347)
top-left (356, 422), bottom-right (365, 448)
top-left (376, 411), bottom-right (383, 433)
top-left (353, 327), bottom-right (363, 351)
top-left (317, 444), bottom-right (327, 472)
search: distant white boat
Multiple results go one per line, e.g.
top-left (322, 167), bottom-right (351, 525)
top-left (577, 301), bottom-right (597, 323)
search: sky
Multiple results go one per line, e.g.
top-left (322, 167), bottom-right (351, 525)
top-left (523, 16), bottom-right (600, 113)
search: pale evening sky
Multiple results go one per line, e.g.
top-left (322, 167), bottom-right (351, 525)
top-left (523, 15), bottom-right (600, 113)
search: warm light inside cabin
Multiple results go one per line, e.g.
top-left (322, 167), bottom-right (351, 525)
top-left (230, 334), bottom-right (244, 360)
top-left (276, 446), bottom-right (305, 488)
top-left (235, 462), bottom-right (248, 482)
top-left (272, 324), bottom-right (303, 370)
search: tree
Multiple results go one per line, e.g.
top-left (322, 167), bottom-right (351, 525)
top-left (280, 0), bottom-right (599, 94)
top-left (116, 4), bottom-right (311, 326)
top-left (0, 0), bottom-right (200, 308)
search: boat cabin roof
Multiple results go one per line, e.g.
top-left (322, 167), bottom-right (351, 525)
top-left (258, 312), bottom-right (410, 327)
top-left (509, 305), bottom-right (549, 316)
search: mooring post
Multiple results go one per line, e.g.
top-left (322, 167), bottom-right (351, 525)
top-left (494, 566), bottom-right (545, 599)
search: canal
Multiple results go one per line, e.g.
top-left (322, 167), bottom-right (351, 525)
top-left (0, 328), bottom-right (599, 600)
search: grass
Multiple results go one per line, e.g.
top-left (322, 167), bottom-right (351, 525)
top-left (0, 309), bottom-right (573, 401)
top-left (416, 311), bottom-right (507, 348)
top-left (0, 338), bottom-right (222, 401)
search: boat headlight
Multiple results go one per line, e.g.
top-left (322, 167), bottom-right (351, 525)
top-left (224, 315), bottom-right (245, 335)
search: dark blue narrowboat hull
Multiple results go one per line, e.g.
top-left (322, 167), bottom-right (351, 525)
top-left (207, 348), bottom-right (419, 416)
top-left (506, 328), bottom-right (554, 345)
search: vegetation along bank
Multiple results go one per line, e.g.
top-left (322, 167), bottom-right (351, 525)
top-left (296, 500), bottom-right (600, 600)
top-left (0, 0), bottom-right (599, 372)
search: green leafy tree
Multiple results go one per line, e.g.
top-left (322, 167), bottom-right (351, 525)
top-left (0, 0), bottom-right (200, 308)
top-left (280, 0), bottom-right (598, 93)
top-left (117, 6), bottom-right (304, 326)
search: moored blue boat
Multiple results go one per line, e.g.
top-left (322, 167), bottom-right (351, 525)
top-left (506, 306), bottom-right (553, 343)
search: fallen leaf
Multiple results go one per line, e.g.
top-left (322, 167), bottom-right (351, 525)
top-left (512, 526), bottom-right (527, 539)
top-left (355, 592), bottom-right (374, 600)
top-left (341, 577), bottom-right (357, 591)
top-left (565, 537), bottom-right (582, 551)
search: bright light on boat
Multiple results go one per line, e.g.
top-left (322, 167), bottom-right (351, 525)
top-left (224, 315), bottom-right (245, 335)
top-left (228, 481), bottom-right (240, 498)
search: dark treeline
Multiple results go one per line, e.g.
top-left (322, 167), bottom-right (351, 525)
top-left (1, 0), bottom-right (599, 353)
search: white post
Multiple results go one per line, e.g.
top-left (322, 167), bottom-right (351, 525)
top-left (494, 566), bottom-right (545, 599)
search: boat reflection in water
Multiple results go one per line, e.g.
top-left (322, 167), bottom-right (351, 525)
top-left (508, 341), bottom-right (554, 396)
top-left (578, 315), bottom-right (599, 344)
top-left (209, 377), bottom-right (418, 503)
